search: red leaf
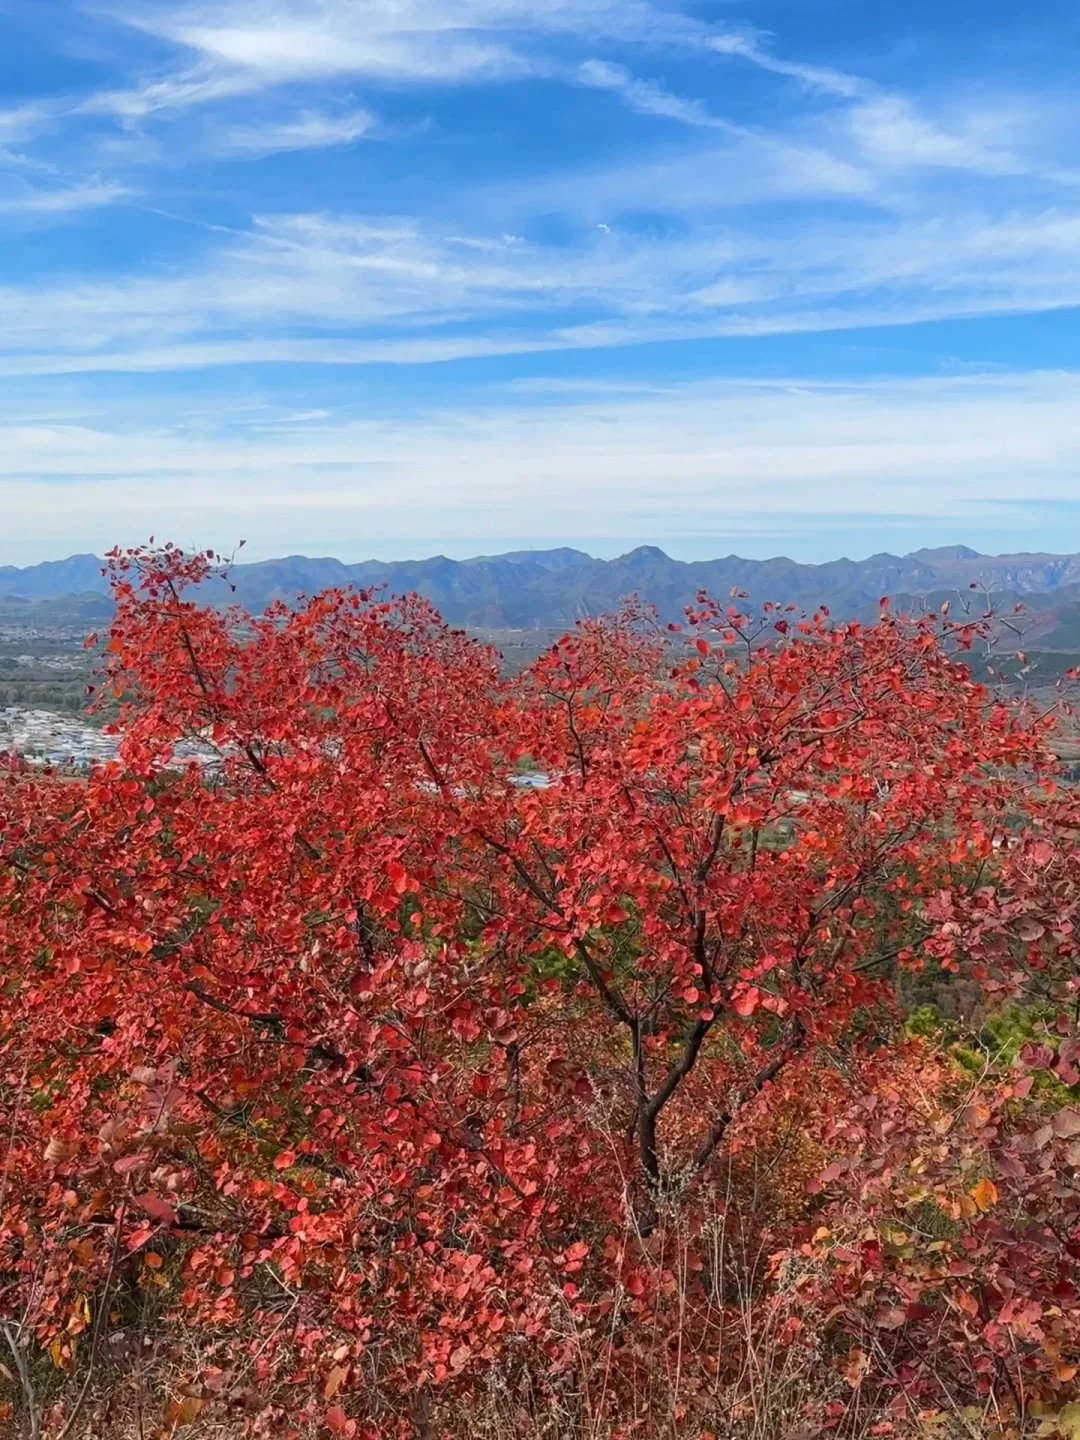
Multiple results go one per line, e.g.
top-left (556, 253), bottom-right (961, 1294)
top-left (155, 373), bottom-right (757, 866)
top-left (733, 986), bottom-right (761, 1018)
top-left (324, 1406), bottom-right (355, 1437)
top-left (133, 1192), bottom-right (176, 1224)
top-left (113, 1153), bottom-right (151, 1177)
top-left (387, 860), bottom-right (408, 894)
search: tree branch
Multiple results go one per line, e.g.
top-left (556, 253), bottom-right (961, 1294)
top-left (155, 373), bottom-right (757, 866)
top-left (691, 1022), bottom-right (806, 1175)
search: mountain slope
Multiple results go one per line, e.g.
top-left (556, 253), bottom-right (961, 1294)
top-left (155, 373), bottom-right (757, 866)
top-left (5, 545), bottom-right (1080, 637)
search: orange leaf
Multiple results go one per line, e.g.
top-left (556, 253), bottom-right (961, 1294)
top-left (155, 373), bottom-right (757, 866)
top-left (970, 1177), bottom-right (998, 1212)
top-left (166, 1394), bottom-right (205, 1427)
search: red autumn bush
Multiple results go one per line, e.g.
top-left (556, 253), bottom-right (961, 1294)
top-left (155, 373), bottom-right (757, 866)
top-left (2, 543), bottom-right (1079, 1438)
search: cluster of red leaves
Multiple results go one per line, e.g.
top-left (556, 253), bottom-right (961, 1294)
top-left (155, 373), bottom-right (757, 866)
top-left (1, 544), bottom-right (1078, 1436)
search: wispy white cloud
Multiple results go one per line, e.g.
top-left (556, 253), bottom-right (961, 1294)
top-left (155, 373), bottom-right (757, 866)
top-left (3, 369), bottom-right (1079, 560)
top-left (114, 0), bottom-right (552, 84)
top-left (80, 66), bottom-right (258, 122)
top-left (700, 30), bottom-right (1064, 185)
top-left (0, 0), bottom-right (1076, 569)
top-left (12, 0), bottom-right (1066, 210)
top-left (0, 181), bottom-right (129, 216)
top-left (845, 94), bottom-right (1021, 175)
top-left (3, 196), bottom-right (1080, 376)
top-left (0, 102), bottom-right (59, 146)
top-left (213, 107), bottom-right (376, 156)
top-left (486, 126), bottom-right (875, 225)
top-left (704, 31), bottom-right (866, 100)
top-left (100, 0), bottom-right (822, 110)
top-left (575, 59), bottom-right (736, 130)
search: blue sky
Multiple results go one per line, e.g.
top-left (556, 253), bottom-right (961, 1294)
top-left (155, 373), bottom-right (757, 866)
top-left (2, 0), bottom-right (1080, 564)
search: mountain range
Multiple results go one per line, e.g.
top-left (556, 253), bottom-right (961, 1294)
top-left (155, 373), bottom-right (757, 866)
top-left (3, 544), bottom-right (1080, 648)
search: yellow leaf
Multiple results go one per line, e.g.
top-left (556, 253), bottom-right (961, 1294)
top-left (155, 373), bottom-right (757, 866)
top-left (324, 1364), bottom-right (348, 1400)
top-left (970, 1177), bottom-right (999, 1212)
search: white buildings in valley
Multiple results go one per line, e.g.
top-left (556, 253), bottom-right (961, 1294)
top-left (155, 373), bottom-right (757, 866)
top-left (0, 707), bottom-right (118, 768)
top-left (0, 707), bottom-right (215, 770)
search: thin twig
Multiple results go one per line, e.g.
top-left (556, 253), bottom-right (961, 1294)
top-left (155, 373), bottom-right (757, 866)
top-left (1, 1322), bottom-right (40, 1440)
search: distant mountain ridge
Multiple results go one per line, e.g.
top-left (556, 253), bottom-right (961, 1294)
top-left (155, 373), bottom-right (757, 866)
top-left (4, 545), bottom-right (1080, 641)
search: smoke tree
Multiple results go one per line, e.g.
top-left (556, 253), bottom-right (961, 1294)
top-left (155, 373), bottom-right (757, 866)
top-left (2, 545), bottom-right (1078, 1437)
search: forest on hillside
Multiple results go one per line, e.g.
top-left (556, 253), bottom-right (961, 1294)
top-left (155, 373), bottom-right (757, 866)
top-left (3, 545), bottom-right (1080, 1440)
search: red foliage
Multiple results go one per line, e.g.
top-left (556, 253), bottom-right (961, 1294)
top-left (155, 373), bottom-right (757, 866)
top-left (2, 544), bottom-right (1079, 1435)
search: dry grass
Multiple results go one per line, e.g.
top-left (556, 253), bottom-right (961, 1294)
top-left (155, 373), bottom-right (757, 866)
top-left (3, 1332), bottom-right (1014, 1440)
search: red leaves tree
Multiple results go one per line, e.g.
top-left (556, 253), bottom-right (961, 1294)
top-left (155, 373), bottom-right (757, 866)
top-left (1, 544), bottom-right (1076, 1436)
